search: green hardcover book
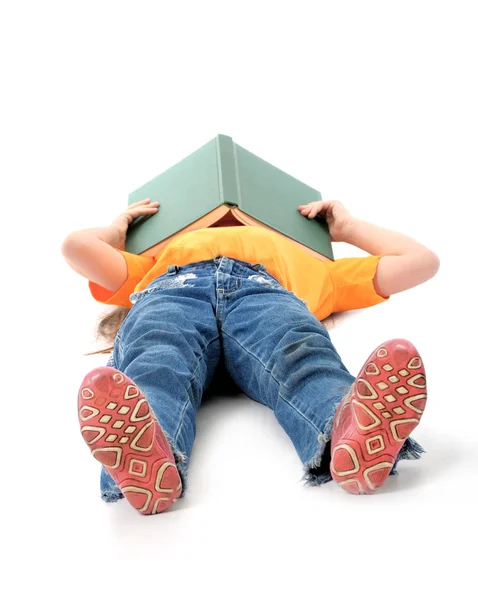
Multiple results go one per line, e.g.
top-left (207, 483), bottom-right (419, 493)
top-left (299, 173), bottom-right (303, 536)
top-left (125, 134), bottom-right (333, 260)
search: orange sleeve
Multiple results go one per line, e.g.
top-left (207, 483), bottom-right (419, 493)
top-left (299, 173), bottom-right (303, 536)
top-left (328, 256), bottom-right (390, 313)
top-left (88, 249), bottom-right (156, 308)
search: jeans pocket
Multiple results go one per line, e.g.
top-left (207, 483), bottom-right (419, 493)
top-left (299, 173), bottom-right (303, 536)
top-left (129, 271), bottom-right (199, 305)
top-left (252, 270), bottom-right (283, 289)
top-left (255, 270), bottom-right (308, 307)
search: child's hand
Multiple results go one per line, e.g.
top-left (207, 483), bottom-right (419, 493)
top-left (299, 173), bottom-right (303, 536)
top-left (110, 199), bottom-right (160, 249)
top-left (298, 200), bottom-right (353, 242)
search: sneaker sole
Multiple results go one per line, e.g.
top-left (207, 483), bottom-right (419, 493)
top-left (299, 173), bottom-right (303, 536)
top-left (330, 339), bottom-right (427, 494)
top-left (78, 366), bottom-right (182, 514)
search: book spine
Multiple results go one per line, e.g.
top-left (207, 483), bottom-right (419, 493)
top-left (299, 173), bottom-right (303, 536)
top-left (216, 134), bottom-right (240, 207)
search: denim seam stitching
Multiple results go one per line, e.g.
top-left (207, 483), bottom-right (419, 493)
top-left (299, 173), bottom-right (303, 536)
top-left (221, 329), bottom-right (321, 435)
top-left (172, 334), bottom-right (221, 445)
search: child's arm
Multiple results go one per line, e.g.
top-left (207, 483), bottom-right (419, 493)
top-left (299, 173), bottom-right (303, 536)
top-left (298, 200), bottom-right (440, 297)
top-left (342, 218), bottom-right (440, 296)
top-left (61, 199), bottom-right (159, 292)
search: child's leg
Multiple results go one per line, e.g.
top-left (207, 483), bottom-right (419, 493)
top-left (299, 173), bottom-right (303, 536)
top-left (221, 265), bottom-right (426, 493)
top-left (79, 269), bottom-right (221, 513)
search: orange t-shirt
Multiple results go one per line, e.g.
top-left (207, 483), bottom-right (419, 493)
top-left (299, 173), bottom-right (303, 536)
top-left (89, 226), bottom-right (389, 321)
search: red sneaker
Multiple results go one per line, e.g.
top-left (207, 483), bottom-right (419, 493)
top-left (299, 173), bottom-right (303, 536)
top-left (78, 366), bottom-right (182, 514)
top-left (330, 339), bottom-right (427, 494)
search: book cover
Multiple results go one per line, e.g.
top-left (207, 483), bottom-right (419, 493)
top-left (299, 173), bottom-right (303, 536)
top-left (125, 135), bottom-right (333, 261)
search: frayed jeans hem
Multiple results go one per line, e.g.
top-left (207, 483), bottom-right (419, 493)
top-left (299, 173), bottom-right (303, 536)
top-left (300, 399), bottom-right (426, 487)
top-left (301, 401), bottom-right (340, 487)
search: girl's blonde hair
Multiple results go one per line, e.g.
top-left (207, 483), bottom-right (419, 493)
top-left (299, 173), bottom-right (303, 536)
top-left (85, 306), bottom-right (130, 356)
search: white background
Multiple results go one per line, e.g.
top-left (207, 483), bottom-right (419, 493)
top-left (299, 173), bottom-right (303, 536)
top-left (1, 1), bottom-right (477, 598)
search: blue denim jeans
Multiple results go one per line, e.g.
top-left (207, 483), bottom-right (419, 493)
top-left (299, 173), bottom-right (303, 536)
top-left (101, 256), bottom-right (424, 501)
